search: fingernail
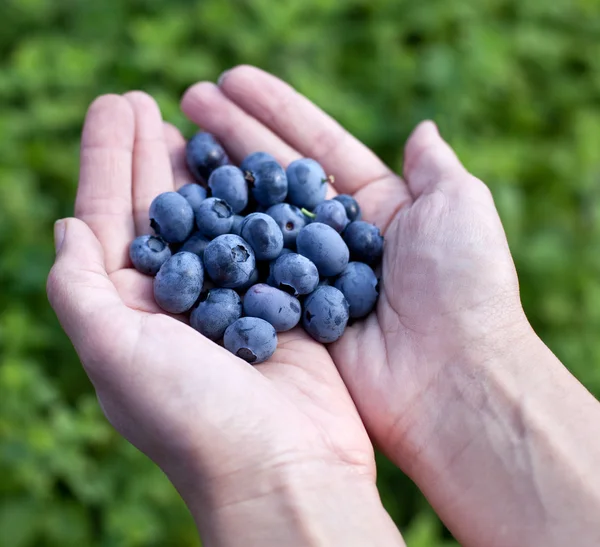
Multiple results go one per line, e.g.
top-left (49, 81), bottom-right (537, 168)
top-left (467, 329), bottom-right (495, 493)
top-left (54, 220), bottom-right (66, 253)
top-left (217, 69), bottom-right (231, 86)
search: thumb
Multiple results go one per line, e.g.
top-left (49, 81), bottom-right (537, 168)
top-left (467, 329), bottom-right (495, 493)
top-left (403, 121), bottom-right (484, 199)
top-left (47, 218), bottom-right (138, 379)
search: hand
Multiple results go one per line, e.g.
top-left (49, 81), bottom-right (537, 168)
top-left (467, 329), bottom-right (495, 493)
top-left (47, 92), bottom-right (404, 546)
top-left (201, 66), bottom-right (600, 547)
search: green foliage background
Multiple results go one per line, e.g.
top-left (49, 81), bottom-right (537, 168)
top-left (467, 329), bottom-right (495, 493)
top-left (1, 0), bottom-right (600, 545)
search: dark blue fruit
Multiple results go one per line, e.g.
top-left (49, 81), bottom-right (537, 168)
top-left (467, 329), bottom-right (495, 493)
top-left (186, 132), bottom-right (229, 183)
top-left (266, 248), bottom-right (293, 286)
top-left (190, 289), bottom-right (242, 341)
top-left (333, 194), bottom-right (361, 222)
top-left (302, 285), bottom-right (349, 343)
top-left (286, 158), bottom-right (328, 210)
top-left (249, 161), bottom-right (287, 207)
top-left (149, 192), bottom-right (195, 243)
top-left (195, 197), bottom-right (234, 239)
top-left (334, 262), bottom-right (379, 318)
top-left (312, 199), bottom-right (349, 233)
top-left (266, 203), bottom-right (306, 248)
top-left (154, 252), bottom-right (204, 314)
top-left (230, 214), bottom-right (245, 236)
top-left (178, 183), bottom-right (207, 214)
top-left (271, 252), bottom-right (319, 296)
top-left (296, 223), bottom-right (349, 277)
top-left (208, 165), bottom-right (248, 214)
top-left (224, 317), bottom-right (278, 364)
top-left (343, 221), bottom-right (384, 265)
top-left (203, 234), bottom-right (256, 289)
top-left (180, 231), bottom-right (211, 259)
top-left (243, 284), bottom-right (301, 332)
top-left (240, 213), bottom-right (284, 261)
top-left (240, 151), bottom-right (276, 175)
top-left (129, 235), bottom-right (172, 276)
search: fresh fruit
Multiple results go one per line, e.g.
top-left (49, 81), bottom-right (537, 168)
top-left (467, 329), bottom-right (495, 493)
top-left (224, 317), bottom-right (278, 364)
top-left (343, 221), bottom-right (384, 265)
top-left (195, 197), bottom-right (234, 238)
top-left (186, 131), bottom-right (229, 183)
top-left (249, 160), bottom-right (288, 207)
top-left (333, 194), bottom-right (361, 221)
top-left (243, 284), bottom-right (301, 332)
top-left (240, 213), bottom-right (284, 261)
top-left (149, 192), bottom-right (195, 243)
top-left (334, 262), bottom-right (379, 318)
top-left (271, 252), bottom-right (319, 296)
top-left (203, 234), bottom-right (256, 289)
top-left (230, 214), bottom-right (245, 236)
top-left (180, 232), bottom-right (211, 258)
top-left (129, 235), bottom-right (172, 275)
top-left (208, 165), bottom-right (248, 214)
top-left (302, 285), bottom-right (349, 343)
top-left (153, 252), bottom-right (204, 314)
top-left (130, 139), bottom-right (383, 364)
top-left (310, 199), bottom-right (349, 233)
top-left (296, 222), bottom-right (349, 277)
top-left (178, 183), bottom-right (207, 214)
top-left (286, 158), bottom-right (328, 209)
top-left (266, 203), bottom-right (306, 248)
top-left (190, 289), bottom-right (242, 341)
top-left (240, 151), bottom-right (276, 175)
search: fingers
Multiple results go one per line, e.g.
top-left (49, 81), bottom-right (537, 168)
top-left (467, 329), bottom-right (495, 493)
top-left (164, 122), bottom-right (194, 189)
top-left (75, 95), bottom-right (135, 274)
top-left (403, 121), bottom-right (471, 198)
top-left (47, 218), bottom-right (139, 382)
top-left (217, 65), bottom-right (398, 195)
top-left (124, 92), bottom-right (175, 235)
top-left (181, 82), bottom-right (300, 166)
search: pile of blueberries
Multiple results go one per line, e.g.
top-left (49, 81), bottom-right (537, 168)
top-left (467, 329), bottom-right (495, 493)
top-left (129, 132), bottom-right (383, 364)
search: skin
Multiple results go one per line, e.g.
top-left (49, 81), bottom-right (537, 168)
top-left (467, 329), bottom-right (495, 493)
top-left (47, 69), bottom-right (600, 547)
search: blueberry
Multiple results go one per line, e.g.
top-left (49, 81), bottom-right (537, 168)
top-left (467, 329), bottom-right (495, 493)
top-left (149, 192), bottom-right (195, 243)
top-left (333, 194), bottom-right (361, 222)
top-left (266, 203), bottom-right (306, 248)
top-left (180, 231), bottom-right (211, 259)
top-left (302, 285), bottom-right (349, 344)
top-left (334, 262), bottom-right (379, 318)
top-left (240, 151), bottom-right (276, 175)
top-left (243, 284), bottom-right (302, 332)
top-left (154, 252), bottom-right (204, 314)
top-left (190, 289), bottom-right (242, 341)
top-left (249, 160), bottom-right (287, 207)
top-left (266, 248), bottom-right (293, 286)
top-left (343, 221), bottom-right (384, 265)
top-left (186, 132), bottom-right (229, 183)
top-left (239, 266), bottom-right (261, 291)
top-left (177, 183), bottom-right (207, 214)
top-left (208, 165), bottom-right (248, 214)
top-left (224, 317), bottom-right (278, 364)
top-left (230, 214), bottom-right (245, 236)
top-left (296, 223), bottom-right (349, 277)
top-left (129, 235), bottom-right (172, 276)
top-left (286, 158), bottom-right (328, 210)
top-left (311, 199), bottom-right (349, 233)
top-left (195, 197), bottom-right (234, 239)
top-left (271, 252), bottom-right (319, 296)
top-left (240, 213), bottom-right (284, 261)
top-left (203, 234), bottom-right (256, 289)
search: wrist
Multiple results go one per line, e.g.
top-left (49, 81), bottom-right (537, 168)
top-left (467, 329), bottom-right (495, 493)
top-left (182, 459), bottom-right (404, 547)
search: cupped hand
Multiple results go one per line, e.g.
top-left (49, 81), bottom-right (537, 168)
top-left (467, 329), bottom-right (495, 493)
top-left (47, 91), bottom-right (404, 545)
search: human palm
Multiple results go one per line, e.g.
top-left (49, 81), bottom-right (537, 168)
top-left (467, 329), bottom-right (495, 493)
top-left (47, 91), bottom-right (375, 509)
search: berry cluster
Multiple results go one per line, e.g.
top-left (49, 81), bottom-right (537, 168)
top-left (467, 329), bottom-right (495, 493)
top-left (129, 132), bottom-right (383, 364)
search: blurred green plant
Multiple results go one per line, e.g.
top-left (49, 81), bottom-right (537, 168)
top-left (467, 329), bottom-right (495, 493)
top-left (1, 0), bottom-right (600, 545)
